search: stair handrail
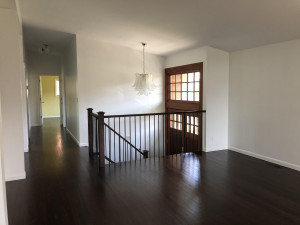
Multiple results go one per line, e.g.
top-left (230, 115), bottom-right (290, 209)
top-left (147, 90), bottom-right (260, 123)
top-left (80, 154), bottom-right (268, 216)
top-left (104, 123), bottom-right (146, 156)
top-left (103, 110), bottom-right (206, 118)
top-left (87, 108), bottom-right (206, 169)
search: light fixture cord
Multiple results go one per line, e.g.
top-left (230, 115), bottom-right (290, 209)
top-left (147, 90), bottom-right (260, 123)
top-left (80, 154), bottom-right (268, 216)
top-left (142, 43), bottom-right (146, 74)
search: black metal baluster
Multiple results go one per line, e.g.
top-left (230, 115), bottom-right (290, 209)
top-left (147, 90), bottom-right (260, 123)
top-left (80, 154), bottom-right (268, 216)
top-left (123, 141), bottom-right (125, 165)
top-left (167, 113), bottom-right (169, 157)
top-left (125, 142), bottom-right (127, 163)
top-left (135, 116), bottom-right (137, 162)
top-left (182, 112), bottom-right (184, 154)
top-left (184, 113), bottom-right (186, 154)
top-left (186, 113), bottom-right (189, 153)
top-left (129, 116), bottom-right (132, 162)
top-left (126, 143), bottom-right (128, 164)
top-left (177, 113), bottom-right (179, 154)
top-left (176, 113), bottom-right (178, 155)
top-left (149, 115), bottom-right (151, 158)
top-left (193, 112), bottom-right (195, 153)
top-left (114, 117), bottom-right (115, 162)
top-left (108, 118), bottom-right (111, 165)
top-left (154, 115), bottom-right (156, 159)
top-left (95, 117), bottom-right (99, 155)
top-left (119, 117), bottom-right (121, 163)
top-left (158, 115), bottom-right (160, 158)
top-left (104, 126), bottom-right (107, 165)
top-left (124, 117), bottom-right (126, 164)
top-left (144, 115), bottom-right (146, 155)
top-left (163, 114), bottom-right (165, 157)
top-left (188, 113), bottom-right (191, 153)
top-left (198, 112), bottom-right (201, 152)
top-left (139, 116), bottom-right (141, 160)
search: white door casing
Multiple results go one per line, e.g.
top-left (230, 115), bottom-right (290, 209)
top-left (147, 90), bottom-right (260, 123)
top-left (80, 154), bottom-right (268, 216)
top-left (39, 77), bottom-right (43, 126)
top-left (0, 93), bottom-right (9, 225)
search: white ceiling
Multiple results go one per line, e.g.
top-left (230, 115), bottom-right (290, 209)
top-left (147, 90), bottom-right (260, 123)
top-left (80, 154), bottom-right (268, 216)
top-left (23, 26), bottom-right (74, 55)
top-left (0, 0), bottom-right (15, 9)
top-left (19, 0), bottom-right (300, 55)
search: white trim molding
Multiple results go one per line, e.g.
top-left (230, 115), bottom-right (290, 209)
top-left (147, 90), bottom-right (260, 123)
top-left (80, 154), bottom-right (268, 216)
top-left (66, 129), bottom-right (88, 147)
top-left (0, 92), bottom-right (9, 224)
top-left (43, 116), bottom-right (60, 118)
top-left (80, 143), bottom-right (88, 147)
top-left (66, 128), bottom-right (80, 146)
top-left (30, 124), bottom-right (42, 127)
top-left (5, 172), bottom-right (26, 182)
top-left (229, 146), bottom-right (300, 172)
top-left (203, 147), bottom-right (227, 152)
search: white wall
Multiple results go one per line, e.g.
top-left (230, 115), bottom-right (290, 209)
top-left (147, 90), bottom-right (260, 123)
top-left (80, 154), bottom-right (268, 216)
top-left (0, 7), bottom-right (26, 180)
top-left (27, 51), bottom-right (61, 126)
top-left (25, 55), bottom-right (30, 145)
top-left (165, 46), bottom-right (208, 70)
top-left (19, 35), bottom-right (29, 152)
top-left (63, 36), bottom-right (80, 143)
top-left (206, 47), bottom-right (229, 151)
top-left (76, 35), bottom-right (165, 146)
top-left (166, 46), bottom-right (229, 151)
top-left (229, 39), bottom-right (300, 171)
top-left (60, 65), bottom-right (66, 127)
top-left (0, 93), bottom-right (8, 225)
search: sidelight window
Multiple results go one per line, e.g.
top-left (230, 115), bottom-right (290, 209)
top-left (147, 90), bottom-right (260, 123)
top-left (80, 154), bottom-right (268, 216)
top-left (170, 114), bottom-right (182, 130)
top-left (187, 116), bottom-right (199, 135)
top-left (169, 114), bottom-right (199, 135)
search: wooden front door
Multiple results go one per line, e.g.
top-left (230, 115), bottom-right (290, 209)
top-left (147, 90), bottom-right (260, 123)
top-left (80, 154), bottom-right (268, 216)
top-left (165, 63), bottom-right (203, 155)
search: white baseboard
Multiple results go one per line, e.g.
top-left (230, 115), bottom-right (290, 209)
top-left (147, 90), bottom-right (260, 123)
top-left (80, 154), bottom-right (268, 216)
top-left (80, 143), bottom-right (88, 147)
top-left (30, 124), bottom-right (41, 127)
top-left (43, 116), bottom-right (60, 118)
top-left (66, 128), bottom-right (80, 146)
top-left (229, 146), bottom-right (300, 172)
top-left (5, 172), bottom-right (26, 182)
top-left (203, 147), bottom-right (227, 152)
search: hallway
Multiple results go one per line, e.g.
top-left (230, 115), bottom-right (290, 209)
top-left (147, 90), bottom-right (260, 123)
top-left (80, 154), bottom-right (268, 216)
top-left (5, 119), bottom-right (300, 225)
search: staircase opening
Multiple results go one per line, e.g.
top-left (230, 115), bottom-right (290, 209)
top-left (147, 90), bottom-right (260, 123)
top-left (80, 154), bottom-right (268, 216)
top-left (87, 109), bottom-right (206, 168)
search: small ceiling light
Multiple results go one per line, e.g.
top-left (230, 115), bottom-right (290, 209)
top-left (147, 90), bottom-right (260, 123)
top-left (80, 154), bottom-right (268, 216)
top-left (39, 44), bottom-right (50, 54)
top-left (133, 43), bottom-right (156, 96)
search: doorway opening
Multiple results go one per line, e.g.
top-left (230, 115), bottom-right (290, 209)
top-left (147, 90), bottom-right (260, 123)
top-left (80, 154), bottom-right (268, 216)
top-left (40, 75), bottom-right (61, 126)
top-left (165, 63), bottom-right (203, 155)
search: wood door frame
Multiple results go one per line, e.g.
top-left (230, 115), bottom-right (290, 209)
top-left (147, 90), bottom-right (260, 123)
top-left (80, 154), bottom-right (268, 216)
top-left (165, 63), bottom-right (203, 111)
top-left (165, 63), bottom-right (203, 154)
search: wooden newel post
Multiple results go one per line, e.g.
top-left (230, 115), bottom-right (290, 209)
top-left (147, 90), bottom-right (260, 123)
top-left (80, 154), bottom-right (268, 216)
top-left (97, 111), bottom-right (105, 168)
top-left (87, 108), bottom-right (94, 157)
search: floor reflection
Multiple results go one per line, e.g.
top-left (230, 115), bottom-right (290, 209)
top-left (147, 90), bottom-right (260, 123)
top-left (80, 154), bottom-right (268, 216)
top-left (5, 120), bottom-right (300, 225)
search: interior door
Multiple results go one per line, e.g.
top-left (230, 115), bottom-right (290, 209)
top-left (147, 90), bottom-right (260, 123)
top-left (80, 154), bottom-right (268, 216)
top-left (165, 63), bottom-right (203, 155)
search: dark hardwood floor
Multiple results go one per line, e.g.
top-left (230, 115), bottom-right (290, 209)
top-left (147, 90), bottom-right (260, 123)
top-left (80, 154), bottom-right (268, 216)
top-left (6, 118), bottom-right (300, 225)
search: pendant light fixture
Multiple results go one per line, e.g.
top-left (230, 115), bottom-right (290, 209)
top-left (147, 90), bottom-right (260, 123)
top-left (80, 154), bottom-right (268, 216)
top-left (133, 43), bottom-right (156, 96)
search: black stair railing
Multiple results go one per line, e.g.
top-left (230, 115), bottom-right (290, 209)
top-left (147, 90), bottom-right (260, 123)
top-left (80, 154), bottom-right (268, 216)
top-left (87, 108), bottom-right (206, 169)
